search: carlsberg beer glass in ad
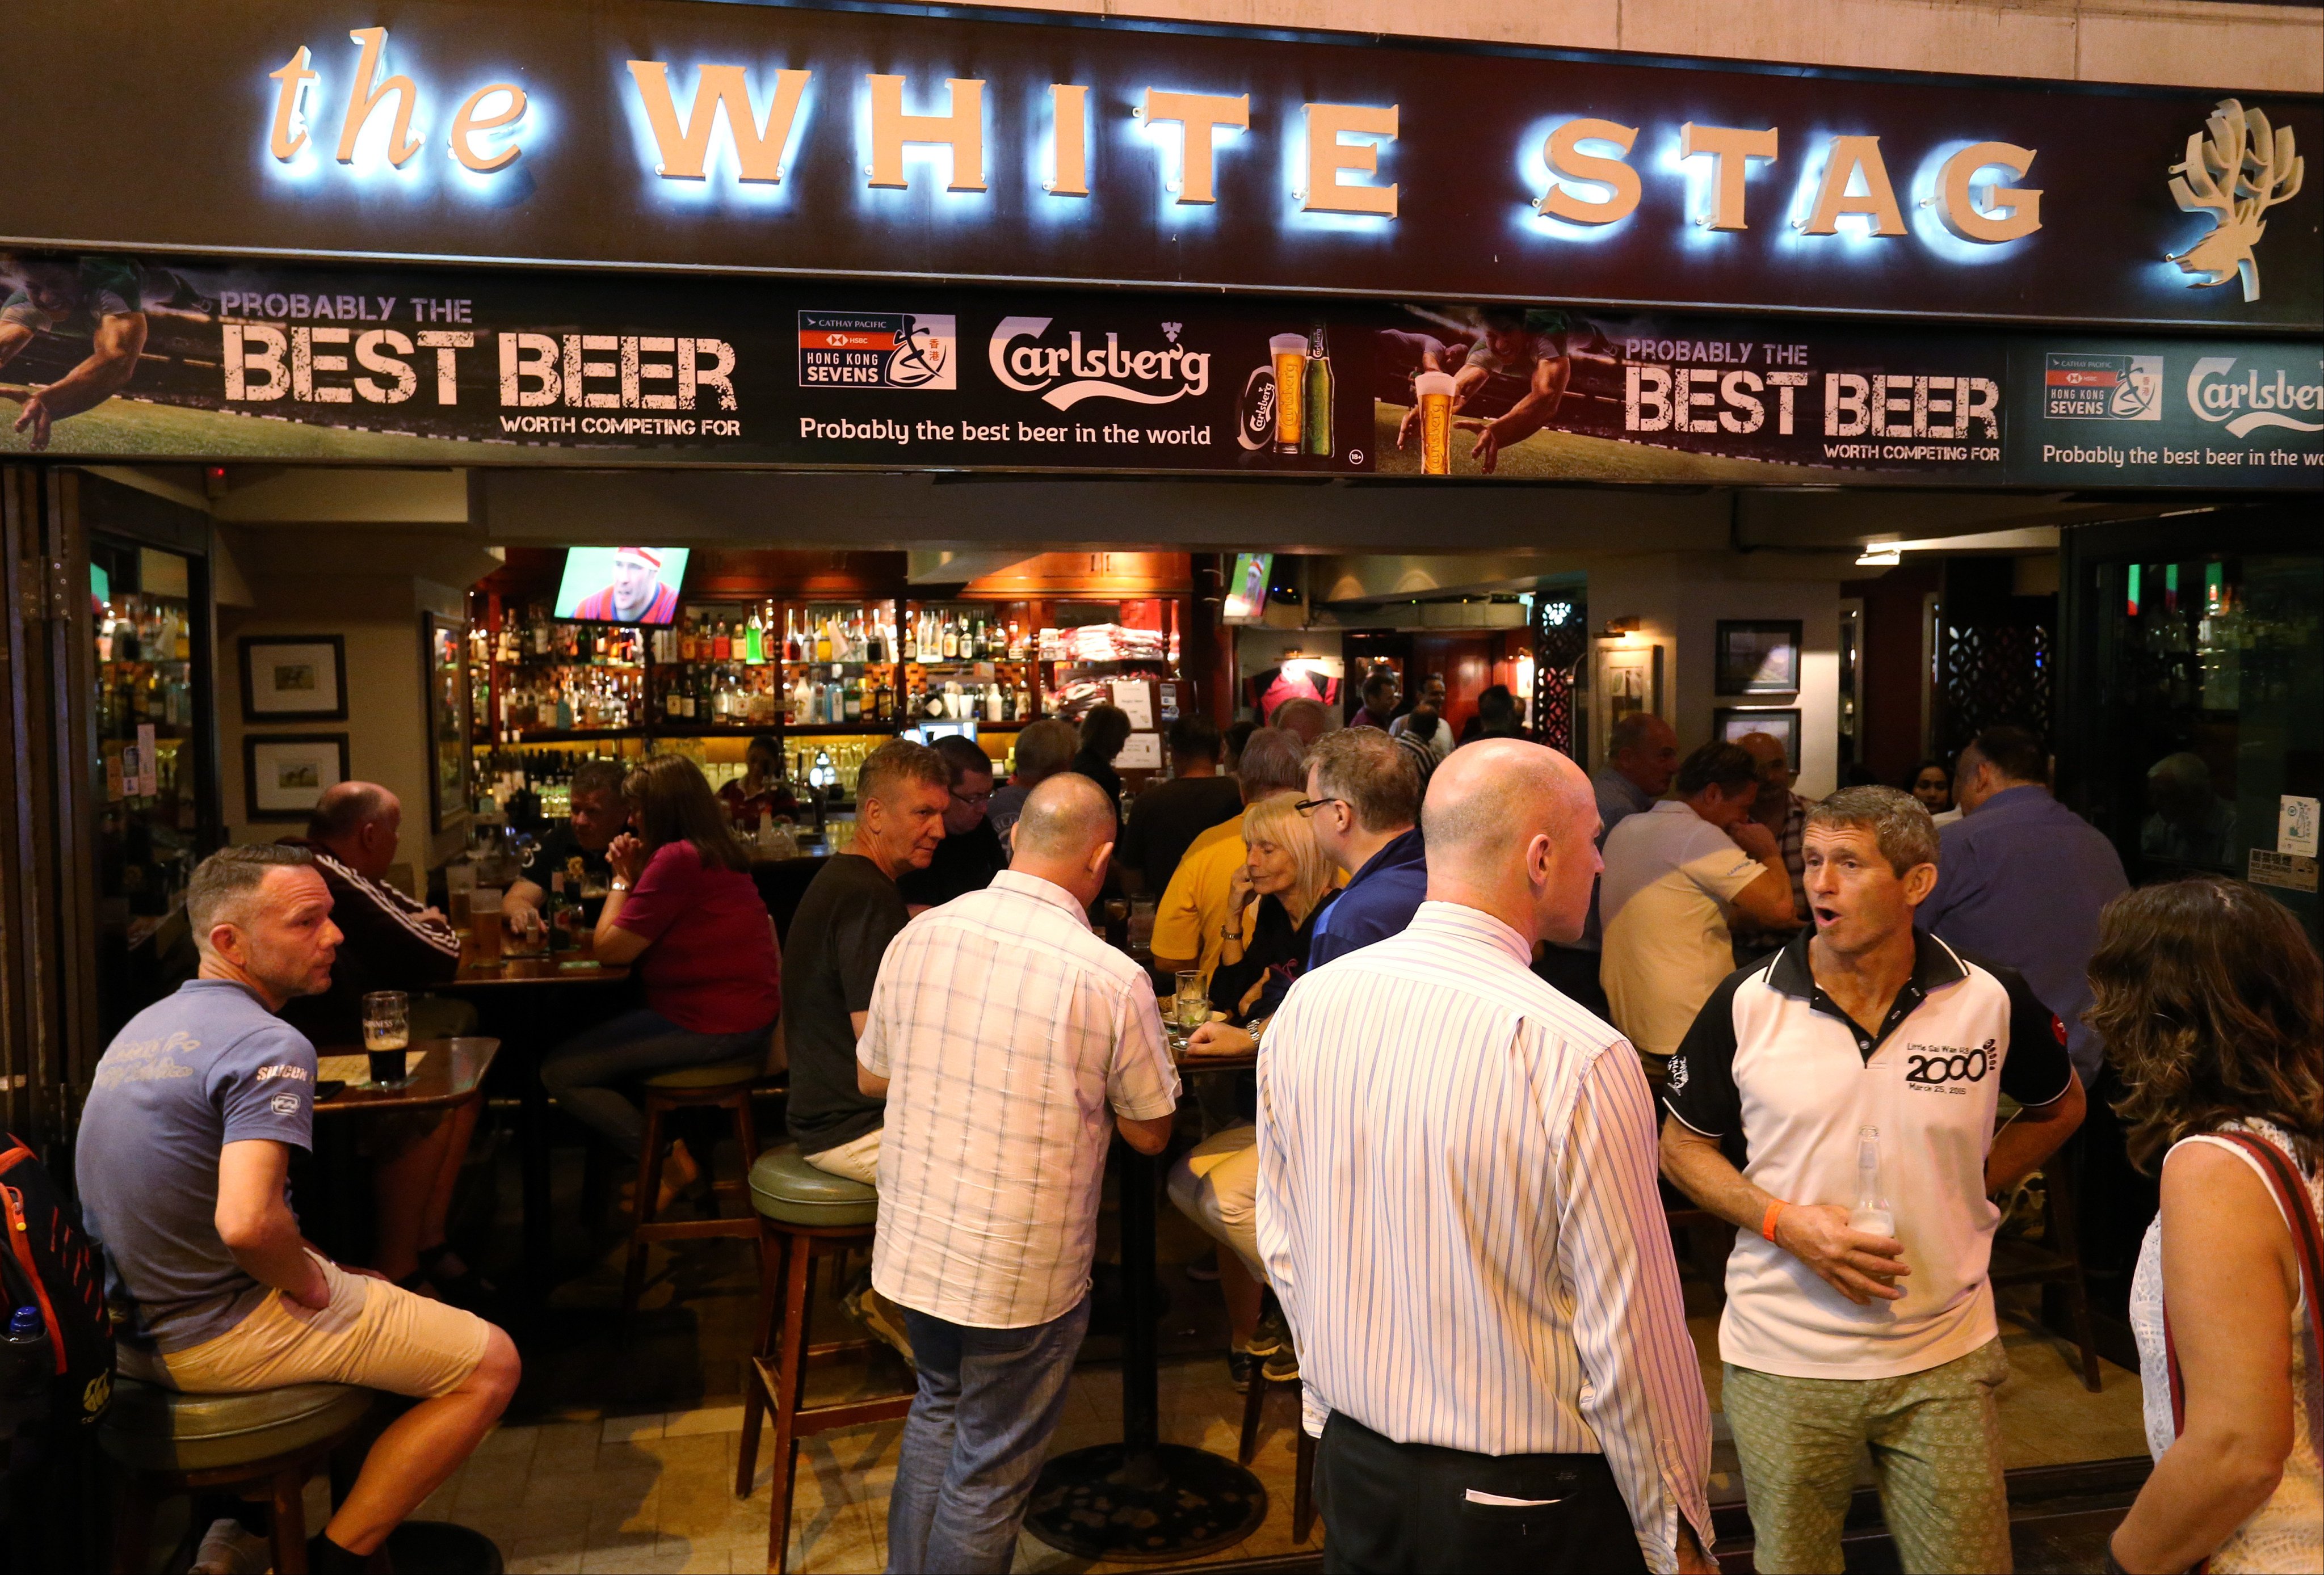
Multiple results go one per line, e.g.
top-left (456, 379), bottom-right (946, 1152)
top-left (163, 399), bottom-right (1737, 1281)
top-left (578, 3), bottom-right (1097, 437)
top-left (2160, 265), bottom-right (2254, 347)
top-left (1270, 334), bottom-right (1308, 454)
top-left (1414, 372), bottom-right (1456, 475)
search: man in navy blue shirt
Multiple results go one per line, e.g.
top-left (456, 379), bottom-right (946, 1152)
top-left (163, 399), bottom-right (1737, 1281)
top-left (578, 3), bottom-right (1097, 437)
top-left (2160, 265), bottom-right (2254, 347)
top-left (1302, 726), bottom-right (1428, 969)
top-left (1916, 726), bottom-right (2129, 1084)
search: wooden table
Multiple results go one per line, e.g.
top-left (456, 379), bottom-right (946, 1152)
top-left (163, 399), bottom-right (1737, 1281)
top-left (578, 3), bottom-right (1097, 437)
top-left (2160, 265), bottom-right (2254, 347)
top-left (1024, 1045), bottom-right (1267, 1562)
top-left (440, 938), bottom-right (634, 1292)
top-left (313, 1038), bottom-right (498, 1115)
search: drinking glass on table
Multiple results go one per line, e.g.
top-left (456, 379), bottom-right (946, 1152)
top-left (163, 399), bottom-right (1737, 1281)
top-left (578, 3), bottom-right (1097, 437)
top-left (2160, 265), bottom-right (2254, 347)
top-left (362, 991), bottom-right (410, 1085)
top-left (467, 887), bottom-right (503, 965)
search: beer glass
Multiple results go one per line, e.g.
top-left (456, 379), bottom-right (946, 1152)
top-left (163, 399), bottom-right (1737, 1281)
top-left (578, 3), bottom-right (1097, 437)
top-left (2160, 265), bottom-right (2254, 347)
top-left (1414, 371), bottom-right (1456, 475)
top-left (363, 991), bottom-right (410, 1085)
top-left (467, 887), bottom-right (503, 966)
top-left (1270, 334), bottom-right (1308, 455)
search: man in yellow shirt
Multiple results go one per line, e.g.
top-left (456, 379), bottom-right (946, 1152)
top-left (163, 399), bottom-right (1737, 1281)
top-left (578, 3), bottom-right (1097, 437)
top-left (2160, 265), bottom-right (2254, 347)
top-left (1152, 728), bottom-right (1309, 987)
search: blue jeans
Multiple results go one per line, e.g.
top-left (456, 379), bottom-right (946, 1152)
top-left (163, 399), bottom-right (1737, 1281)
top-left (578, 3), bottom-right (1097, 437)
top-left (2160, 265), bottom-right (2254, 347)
top-left (539, 1008), bottom-right (768, 1157)
top-left (885, 1296), bottom-right (1090, 1575)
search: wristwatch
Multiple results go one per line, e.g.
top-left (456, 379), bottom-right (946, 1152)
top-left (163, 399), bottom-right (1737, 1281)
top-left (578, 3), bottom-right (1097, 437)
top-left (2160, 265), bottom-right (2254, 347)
top-left (610, 879), bottom-right (631, 893)
top-left (1220, 924), bottom-right (1242, 941)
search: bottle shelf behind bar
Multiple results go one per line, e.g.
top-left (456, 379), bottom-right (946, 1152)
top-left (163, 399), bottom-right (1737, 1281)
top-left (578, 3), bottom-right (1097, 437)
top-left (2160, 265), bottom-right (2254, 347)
top-left (468, 592), bottom-right (1176, 747)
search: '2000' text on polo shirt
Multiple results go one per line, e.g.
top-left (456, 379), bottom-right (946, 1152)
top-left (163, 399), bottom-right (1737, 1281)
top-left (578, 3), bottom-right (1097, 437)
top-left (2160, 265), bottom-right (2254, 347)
top-left (1664, 930), bottom-right (2074, 1380)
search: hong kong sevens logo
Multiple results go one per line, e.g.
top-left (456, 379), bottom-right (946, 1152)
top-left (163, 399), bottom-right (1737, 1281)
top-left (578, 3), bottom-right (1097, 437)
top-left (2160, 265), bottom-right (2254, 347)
top-left (1905, 1038), bottom-right (1995, 1088)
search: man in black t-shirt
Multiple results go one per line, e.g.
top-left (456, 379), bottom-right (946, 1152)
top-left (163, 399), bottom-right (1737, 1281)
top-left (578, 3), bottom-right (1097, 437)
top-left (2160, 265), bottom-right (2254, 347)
top-left (507, 759), bottom-right (627, 932)
top-left (784, 740), bottom-right (949, 1184)
top-left (1118, 715), bottom-right (1243, 898)
top-left (897, 735), bottom-right (1007, 912)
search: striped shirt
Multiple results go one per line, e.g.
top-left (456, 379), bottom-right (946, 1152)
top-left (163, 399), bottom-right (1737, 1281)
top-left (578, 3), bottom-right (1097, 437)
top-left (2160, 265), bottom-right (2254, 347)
top-left (1256, 902), bottom-right (1714, 1573)
top-left (861, 870), bottom-right (1180, 1329)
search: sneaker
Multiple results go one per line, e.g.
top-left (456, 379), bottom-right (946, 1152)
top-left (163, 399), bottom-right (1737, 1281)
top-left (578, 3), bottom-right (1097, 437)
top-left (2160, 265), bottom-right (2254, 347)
top-left (1260, 1341), bottom-right (1298, 1383)
top-left (842, 1279), bottom-right (917, 1368)
top-left (190, 1520), bottom-right (269, 1575)
top-left (1245, 1306), bottom-right (1290, 1359)
top-left (1227, 1350), bottom-right (1257, 1393)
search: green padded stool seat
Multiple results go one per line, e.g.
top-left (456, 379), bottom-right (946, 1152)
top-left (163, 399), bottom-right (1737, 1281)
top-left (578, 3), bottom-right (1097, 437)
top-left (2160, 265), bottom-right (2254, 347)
top-left (749, 1145), bottom-right (878, 1228)
top-left (641, 1052), bottom-right (766, 1090)
top-left (100, 1378), bottom-right (373, 1475)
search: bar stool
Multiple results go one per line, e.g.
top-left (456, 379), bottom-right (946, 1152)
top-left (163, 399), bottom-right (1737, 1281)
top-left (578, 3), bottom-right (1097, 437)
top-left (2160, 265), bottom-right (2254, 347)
top-left (734, 1145), bottom-right (916, 1575)
top-left (102, 1377), bottom-right (373, 1575)
top-left (1989, 1154), bottom-right (2103, 1391)
top-left (1237, 1366), bottom-right (1316, 1543)
top-left (620, 1052), bottom-right (768, 1334)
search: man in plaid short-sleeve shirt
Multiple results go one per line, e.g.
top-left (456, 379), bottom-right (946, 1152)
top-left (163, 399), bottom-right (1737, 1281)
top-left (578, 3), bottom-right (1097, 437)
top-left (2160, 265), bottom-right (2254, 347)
top-left (859, 773), bottom-right (1179, 1574)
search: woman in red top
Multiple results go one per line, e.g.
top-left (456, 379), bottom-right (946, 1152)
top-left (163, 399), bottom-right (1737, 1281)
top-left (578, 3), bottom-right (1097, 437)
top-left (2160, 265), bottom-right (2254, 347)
top-left (541, 755), bottom-right (780, 1202)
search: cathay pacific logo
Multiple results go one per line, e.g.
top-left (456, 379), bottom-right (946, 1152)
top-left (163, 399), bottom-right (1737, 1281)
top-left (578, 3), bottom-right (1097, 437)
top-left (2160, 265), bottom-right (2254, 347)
top-left (2186, 356), bottom-right (2324, 437)
top-left (988, 317), bottom-right (1212, 410)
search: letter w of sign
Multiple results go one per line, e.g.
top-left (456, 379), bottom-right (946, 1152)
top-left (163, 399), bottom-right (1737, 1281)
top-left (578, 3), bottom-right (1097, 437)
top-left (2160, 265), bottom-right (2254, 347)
top-left (2168, 98), bottom-right (2304, 304)
top-left (627, 62), bottom-right (811, 183)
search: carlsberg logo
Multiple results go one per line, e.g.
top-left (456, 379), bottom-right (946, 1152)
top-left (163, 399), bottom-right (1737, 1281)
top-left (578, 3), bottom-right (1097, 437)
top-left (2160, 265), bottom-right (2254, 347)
top-left (989, 317), bottom-right (1211, 410)
top-left (2187, 356), bottom-right (2324, 437)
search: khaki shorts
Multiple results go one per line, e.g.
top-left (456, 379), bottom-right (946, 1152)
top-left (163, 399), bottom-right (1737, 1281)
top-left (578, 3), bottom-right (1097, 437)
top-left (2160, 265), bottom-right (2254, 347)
top-left (128, 1253), bottom-right (491, 1401)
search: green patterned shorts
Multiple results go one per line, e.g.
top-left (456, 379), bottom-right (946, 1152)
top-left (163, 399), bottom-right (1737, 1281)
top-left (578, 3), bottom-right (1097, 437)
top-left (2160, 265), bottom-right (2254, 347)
top-left (1722, 1338), bottom-right (2011, 1575)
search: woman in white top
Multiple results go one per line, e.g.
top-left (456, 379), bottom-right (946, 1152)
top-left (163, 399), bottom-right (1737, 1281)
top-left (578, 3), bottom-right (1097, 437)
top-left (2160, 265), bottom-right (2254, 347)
top-left (2088, 874), bottom-right (2324, 1575)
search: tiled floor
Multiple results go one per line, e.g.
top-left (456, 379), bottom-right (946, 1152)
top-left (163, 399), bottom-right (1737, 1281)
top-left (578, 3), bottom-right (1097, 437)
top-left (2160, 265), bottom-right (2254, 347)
top-left (354, 1130), bottom-right (2152, 1574)
top-left (393, 1303), bottom-right (2144, 1574)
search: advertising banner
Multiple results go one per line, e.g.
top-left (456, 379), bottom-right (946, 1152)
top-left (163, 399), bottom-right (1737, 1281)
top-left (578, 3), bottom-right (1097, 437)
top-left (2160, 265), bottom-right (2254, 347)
top-left (0, 252), bottom-right (2313, 488)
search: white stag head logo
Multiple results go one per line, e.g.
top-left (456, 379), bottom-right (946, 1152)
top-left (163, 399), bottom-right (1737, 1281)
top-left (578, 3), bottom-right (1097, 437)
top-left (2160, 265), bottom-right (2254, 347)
top-left (2167, 98), bottom-right (2304, 304)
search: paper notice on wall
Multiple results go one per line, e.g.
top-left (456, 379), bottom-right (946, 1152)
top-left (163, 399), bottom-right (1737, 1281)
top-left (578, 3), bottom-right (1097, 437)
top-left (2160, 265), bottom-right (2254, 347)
top-left (2280, 795), bottom-right (2321, 858)
top-left (1110, 680), bottom-right (1155, 730)
top-left (2249, 849), bottom-right (2321, 894)
top-left (1117, 732), bottom-right (1163, 770)
top-left (137, 723), bottom-right (159, 797)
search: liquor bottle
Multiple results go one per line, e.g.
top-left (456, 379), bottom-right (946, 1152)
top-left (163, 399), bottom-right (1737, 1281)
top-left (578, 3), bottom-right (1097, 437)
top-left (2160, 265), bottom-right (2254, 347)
top-left (1015, 678), bottom-right (1033, 719)
top-left (844, 678), bottom-right (863, 723)
top-left (942, 616), bottom-right (959, 660)
top-left (875, 675), bottom-right (893, 722)
top-left (744, 610), bottom-right (761, 665)
top-left (866, 613), bottom-right (885, 665)
top-left (1304, 323), bottom-right (1335, 457)
top-left (900, 613), bottom-right (917, 663)
top-left (810, 616), bottom-right (829, 664)
top-left (1848, 1126), bottom-right (1896, 1238)
top-left (983, 683), bottom-right (1003, 723)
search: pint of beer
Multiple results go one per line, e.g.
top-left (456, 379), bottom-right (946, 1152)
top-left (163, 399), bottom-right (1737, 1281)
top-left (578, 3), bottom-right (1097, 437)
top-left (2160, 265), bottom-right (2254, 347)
top-left (1414, 372), bottom-right (1456, 475)
top-left (1270, 334), bottom-right (1308, 455)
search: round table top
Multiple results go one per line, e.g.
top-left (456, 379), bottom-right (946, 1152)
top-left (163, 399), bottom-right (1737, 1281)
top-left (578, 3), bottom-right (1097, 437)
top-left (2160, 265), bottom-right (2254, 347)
top-left (313, 1038), bottom-right (498, 1114)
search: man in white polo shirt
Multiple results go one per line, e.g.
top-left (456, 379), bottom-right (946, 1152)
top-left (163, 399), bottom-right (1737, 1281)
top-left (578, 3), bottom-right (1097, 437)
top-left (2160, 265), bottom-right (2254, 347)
top-left (1600, 741), bottom-right (1799, 1062)
top-left (1659, 786), bottom-right (2085, 1574)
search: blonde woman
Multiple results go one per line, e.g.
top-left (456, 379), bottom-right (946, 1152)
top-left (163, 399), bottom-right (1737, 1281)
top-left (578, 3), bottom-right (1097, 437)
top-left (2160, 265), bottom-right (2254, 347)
top-left (1171, 794), bottom-right (1339, 1390)
top-left (1206, 793), bottom-right (1339, 1027)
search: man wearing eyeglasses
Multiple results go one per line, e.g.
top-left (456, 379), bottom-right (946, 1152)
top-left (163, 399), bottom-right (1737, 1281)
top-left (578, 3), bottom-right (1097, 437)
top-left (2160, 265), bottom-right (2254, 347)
top-left (897, 735), bottom-right (1007, 913)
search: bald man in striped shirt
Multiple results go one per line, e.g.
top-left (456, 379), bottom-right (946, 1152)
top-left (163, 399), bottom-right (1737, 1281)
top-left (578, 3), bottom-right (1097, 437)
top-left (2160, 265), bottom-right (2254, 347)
top-left (1256, 740), bottom-right (1717, 1574)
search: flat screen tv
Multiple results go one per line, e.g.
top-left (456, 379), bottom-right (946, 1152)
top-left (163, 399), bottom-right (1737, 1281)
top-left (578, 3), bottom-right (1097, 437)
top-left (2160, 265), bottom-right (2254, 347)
top-left (1222, 551), bottom-right (1272, 623)
top-left (553, 547), bottom-right (691, 625)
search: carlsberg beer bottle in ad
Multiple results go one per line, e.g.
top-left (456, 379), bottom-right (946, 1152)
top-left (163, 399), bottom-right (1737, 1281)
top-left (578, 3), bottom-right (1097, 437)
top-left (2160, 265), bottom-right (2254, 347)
top-left (1302, 325), bottom-right (1334, 458)
top-left (1270, 334), bottom-right (1308, 455)
top-left (1414, 371), bottom-right (1456, 475)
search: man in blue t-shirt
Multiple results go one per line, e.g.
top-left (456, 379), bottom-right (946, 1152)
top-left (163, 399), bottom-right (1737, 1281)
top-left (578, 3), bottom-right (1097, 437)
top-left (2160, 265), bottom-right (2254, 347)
top-left (77, 845), bottom-right (519, 1575)
top-left (1302, 726), bottom-right (1428, 971)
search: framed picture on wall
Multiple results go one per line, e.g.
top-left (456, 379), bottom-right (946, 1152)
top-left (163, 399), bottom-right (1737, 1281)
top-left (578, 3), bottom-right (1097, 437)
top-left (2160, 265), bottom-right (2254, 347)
top-left (1591, 639), bottom-right (1663, 768)
top-left (244, 734), bottom-right (350, 821)
top-left (1714, 620), bottom-right (1802, 695)
top-left (423, 613), bottom-right (472, 833)
top-left (1714, 707), bottom-right (1801, 772)
top-left (240, 635), bottom-right (347, 721)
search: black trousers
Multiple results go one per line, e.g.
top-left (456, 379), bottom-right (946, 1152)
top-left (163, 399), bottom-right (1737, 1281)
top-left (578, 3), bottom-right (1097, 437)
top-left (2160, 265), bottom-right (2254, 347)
top-left (1317, 1412), bottom-right (1649, 1575)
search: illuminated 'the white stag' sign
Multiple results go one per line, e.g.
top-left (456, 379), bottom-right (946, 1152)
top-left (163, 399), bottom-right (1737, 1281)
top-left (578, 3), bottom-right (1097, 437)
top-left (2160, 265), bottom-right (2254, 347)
top-left (260, 27), bottom-right (2049, 253)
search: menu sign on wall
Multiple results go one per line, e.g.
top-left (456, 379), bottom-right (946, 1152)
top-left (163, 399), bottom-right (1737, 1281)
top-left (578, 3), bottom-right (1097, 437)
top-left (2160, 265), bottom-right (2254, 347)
top-left (0, 253), bottom-right (2312, 488)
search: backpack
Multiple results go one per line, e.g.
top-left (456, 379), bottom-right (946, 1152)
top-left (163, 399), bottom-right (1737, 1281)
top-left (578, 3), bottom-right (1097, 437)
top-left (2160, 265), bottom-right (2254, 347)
top-left (0, 1135), bottom-right (113, 1428)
